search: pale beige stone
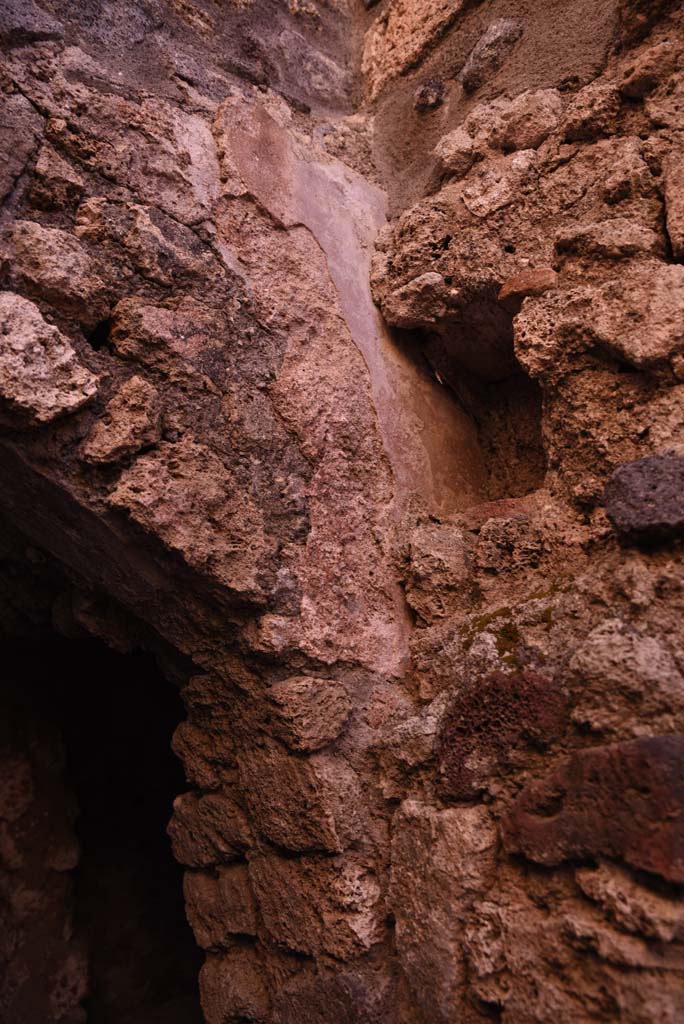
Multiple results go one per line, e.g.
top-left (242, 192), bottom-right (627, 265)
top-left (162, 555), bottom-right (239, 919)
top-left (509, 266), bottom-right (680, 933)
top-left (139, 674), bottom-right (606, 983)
top-left (0, 291), bottom-right (98, 426)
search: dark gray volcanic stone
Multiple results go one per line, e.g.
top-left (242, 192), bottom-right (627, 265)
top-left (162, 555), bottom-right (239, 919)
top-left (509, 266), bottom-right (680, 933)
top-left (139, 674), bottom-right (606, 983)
top-left (604, 454), bottom-right (684, 544)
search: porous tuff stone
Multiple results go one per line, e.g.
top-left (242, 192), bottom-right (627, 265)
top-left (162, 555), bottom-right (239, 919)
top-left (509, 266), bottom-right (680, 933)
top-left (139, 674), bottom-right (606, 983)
top-left (604, 455), bottom-right (684, 544)
top-left (502, 735), bottom-right (684, 882)
top-left (3, 0), bottom-right (684, 1021)
top-left (266, 676), bottom-right (352, 752)
top-left (438, 671), bottom-right (568, 799)
top-left (1, 221), bottom-right (110, 331)
top-left (81, 376), bottom-right (161, 464)
top-left (0, 291), bottom-right (98, 426)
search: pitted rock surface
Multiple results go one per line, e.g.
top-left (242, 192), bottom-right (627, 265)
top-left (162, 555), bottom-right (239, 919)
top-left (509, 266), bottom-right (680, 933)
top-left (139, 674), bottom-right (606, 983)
top-left (605, 455), bottom-right (684, 544)
top-left (502, 735), bottom-right (684, 882)
top-left (1, 1), bottom-right (684, 1022)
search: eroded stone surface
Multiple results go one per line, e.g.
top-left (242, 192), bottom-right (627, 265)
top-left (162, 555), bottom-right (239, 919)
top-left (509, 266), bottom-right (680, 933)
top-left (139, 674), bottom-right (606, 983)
top-left (1, 0), bottom-right (684, 1021)
top-left (0, 291), bottom-right (98, 426)
top-left (266, 676), bottom-right (352, 752)
top-left (605, 455), bottom-right (684, 544)
top-left (81, 376), bottom-right (161, 464)
top-left (1, 221), bottom-right (110, 331)
top-left (502, 735), bottom-right (684, 882)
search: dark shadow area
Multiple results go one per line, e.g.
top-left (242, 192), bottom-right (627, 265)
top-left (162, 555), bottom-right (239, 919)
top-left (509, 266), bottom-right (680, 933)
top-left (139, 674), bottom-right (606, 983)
top-left (1, 632), bottom-right (203, 1024)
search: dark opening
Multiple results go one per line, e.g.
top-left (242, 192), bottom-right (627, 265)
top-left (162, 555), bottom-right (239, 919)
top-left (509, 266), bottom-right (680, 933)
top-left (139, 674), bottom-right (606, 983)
top-left (86, 319), bottom-right (113, 351)
top-left (414, 284), bottom-right (546, 502)
top-left (0, 632), bottom-right (203, 1024)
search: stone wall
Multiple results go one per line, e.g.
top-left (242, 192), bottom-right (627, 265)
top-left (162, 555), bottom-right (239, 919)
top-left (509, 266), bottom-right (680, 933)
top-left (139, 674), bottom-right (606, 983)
top-left (1, 0), bottom-right (683, 1021)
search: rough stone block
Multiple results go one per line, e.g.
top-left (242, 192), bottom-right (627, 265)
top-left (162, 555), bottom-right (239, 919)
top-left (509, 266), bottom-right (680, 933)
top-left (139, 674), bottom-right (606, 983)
top-left (389, 801), bottom-right (498, 1022)
top-left (184, 865), bottom-right (258, 948)
top-left (563, 83), bottom-right (621, 142)
top-left (238, 741), bottom-right (363, 852)
top-left (604, 455), bottom-right (684, 545)
top-left (200, 949), bottom-right (270, 1024)
top-left (466, 89), bottom-right (563, 152)
top-left (406, 521), bottom-right (470, 624)
top-left (433, 128), bottom-right (477, 180)
top-left (0, 291), bottom-right (98, 426)
top-left (502, 735), bottom-right (684, 882)
top-left (168, 790), bottom-right (252, 867)
top-left (555, 218), bottom-right (662, 261)
top-left (81, 376), bottom-right (161, 464)
top-left (248, 852), bottom-right (383, 959)
top-left (109, 438), bottom-right (270, 602)
top-left (1, 221), bottom-right (110, 331)
top-left (266, 676), bottom-right (352, 752)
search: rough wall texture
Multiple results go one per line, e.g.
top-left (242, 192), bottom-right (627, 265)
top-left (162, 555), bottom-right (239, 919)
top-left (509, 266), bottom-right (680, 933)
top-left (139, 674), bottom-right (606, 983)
top-left (1, 0), bottom-right (683, 1021)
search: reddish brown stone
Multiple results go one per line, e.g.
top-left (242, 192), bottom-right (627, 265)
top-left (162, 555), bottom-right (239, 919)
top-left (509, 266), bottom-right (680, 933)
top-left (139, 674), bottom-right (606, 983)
top-left (498, 268), bottom-right (558, 305)
top-left (502, 735), bottom-right (684, 882)
top-left (438, 671), bottom-right (568, 799)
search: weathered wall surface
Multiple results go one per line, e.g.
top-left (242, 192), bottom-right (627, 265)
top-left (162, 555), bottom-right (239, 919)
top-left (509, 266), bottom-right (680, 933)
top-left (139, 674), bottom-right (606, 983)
top-left (1, 0), bottom-right (683, 1021)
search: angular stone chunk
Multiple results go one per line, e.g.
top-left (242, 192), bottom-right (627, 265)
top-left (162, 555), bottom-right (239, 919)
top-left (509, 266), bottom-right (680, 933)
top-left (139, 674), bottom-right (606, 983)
top-left (184, 865), bottom-right (258, 948)
top-left (515, 263), bottom-right (684, 375)
top-left (389, 801), bottom-right (498, 1022)
top-left (273, 964), bottom-right (393, 1024)
top-left (604, 455), bottom-right (684, 545)
top-left (0, 93), bottom-right (43, 203)
top-left (466, 89), bottom-right (563, 152)
top-left (491, 89), bottom-right (563, 151)
top-left (109, 438), bottom-right (270, 601)
top-left (563, 83), bottom-right (621, 141)
top-left (460, 19), bottom-right (524, 94)
top-left (200, 949), bottom-right (270, 1024)
top-left (434, 127), bottom-right (477, 179)
top-left (555, 218), bottom-right (662, 261)
top-left (1, 221), bottom-right (110, 331)
top-left (462, 150), bottom-right (537, 219)
top-left (238, 741), bottom-right (362, 852)
top-left (81, 376), bottom-right (161, 464)
top-left (502, 735), bottom-right (684, 882)
top-left (28, 144), bottom-right (84, 211)
top-left (249, 852), bottom-right (382, 959)
top-left (406, 521), bottom-right (470, 624)
top-left (168, 790), bottom-right (252, 867)
top-left (382, 272), bottom-right (448, 330)
top-left (0, 291), bottom-right (98, 426)
top-left (267, 676), bottom-right (352, 752)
